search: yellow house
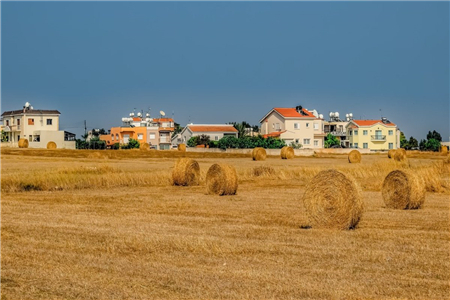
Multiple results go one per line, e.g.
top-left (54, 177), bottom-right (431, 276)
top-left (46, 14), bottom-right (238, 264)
top-left (346, 119), bottom-right (400, 150)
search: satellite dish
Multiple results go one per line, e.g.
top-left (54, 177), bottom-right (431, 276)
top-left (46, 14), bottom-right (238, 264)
top-left (25, 102), bottom-right (30, 108)
top-left (146, 113), bottom-right (150, 117)
top-left (329, 112), bottom-right (334, 117)
top-left (346, 114), bottom-right (349, 118)
top-left (137, 112), bottom-right (142, 117)
top-left (319, 114), bottom-right (323, 119)
top-left (129, 113), bottom-right (133, 117)
top-left (349, 113), bottom-right (353, 118)
top-left (335, 112), bottom-right (339, 117)
top-left (160, 110), bottom-right (166, 116)
top-left (30, 106), bottom-right (34, 110)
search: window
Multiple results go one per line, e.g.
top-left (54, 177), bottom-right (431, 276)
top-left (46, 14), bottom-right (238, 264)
top-left (17, 119), bottom-right (20, 125)
top-left (388, 130), bottom-right (393, 136)
top-left (46, 119), bottom-right (52, 125)
top-left (215, 136), bottom-right (219, 141)
top-left (349, 130), bottom-right (352, 135)
top-left (303, 139), bottom-right (310, 145)
top-left (275, 123), bottom-right (280, 130)
top-left (295, 139), bottom-right (299, 144)
top-left (313, 123), bottom-right (319, 130)
top-left (28, 118), bottom-right (34, 125)
top-left (137, 133), bottom-right (143, 140)
top-left (272, 123), bottom-right (275, 129)
top-left (306, 123), bottom-right (310, 128)
top-left (363, 143), bottom-right (368, 149)
top-left (294, 123), bottom-right (299, 130)
top-left (389, 143), bottom-right (393, 149)
top-left (29, 135), bottom-right (32, 142)
top-left (354, 143), bottom-right (358, 148)
top-left (111, 134), bottom-right (114, 141)
top-left (149, 133), bottom-right (156, 139)
top-left (5, 120), bottom-right (9, 126)
top-left (354, 130), bottom-right (358, 135)
top-left (363, 130), bottom-right (368, 135)
top-left (314, 140), bottom-right (319, 146)
top-left (116, 134), bottom-right (119, 141)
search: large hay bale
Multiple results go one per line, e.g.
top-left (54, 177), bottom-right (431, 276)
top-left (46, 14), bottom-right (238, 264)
top-left (47, 141), bottom-right (57, 149)
top-left (348, 150), bottom-right (361, 163)
top-left (394, 149), bottom-right (407, 162)
top-left (302, 169), bottom-right (364, 230)
top-left (139, 143), bottom-right (149, 150)
top-left (172, 158), bottom-right (200, 186)
top-left (388, 149), bottom-right (396, 159)
top-left (252, 147), bottom-right (266, 161)
top-left (280, 146), bottom-right (295, 159)
top-left (206, 163), bottom-right (238, 195)
top-left (178, 144), bottom-right (186, 152)
top-left (18, 138), bottom-right (29, 148)
top-left (382, 170), bottom-right (425, 209)
top-left (441, 145), bottom-right (448, 155)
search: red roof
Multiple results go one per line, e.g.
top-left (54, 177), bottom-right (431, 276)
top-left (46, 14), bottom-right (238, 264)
top-left (273, 107), bottom-right (316, 118)
top-left (353, 120), bottom-right (396, 127)
top-left (153, 118), bottom-right (174, 122)
top-left (263, 131), bottom-right (286, 138)
top-left (188, 125), bottom-right (238, 133)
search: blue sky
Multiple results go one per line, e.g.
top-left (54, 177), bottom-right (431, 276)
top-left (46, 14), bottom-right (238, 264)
top-left (1, 1), bottom-right (449, 140)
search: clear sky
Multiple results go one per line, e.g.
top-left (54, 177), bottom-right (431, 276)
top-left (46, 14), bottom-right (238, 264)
top-left (1, 1), bottom-right (449, 140)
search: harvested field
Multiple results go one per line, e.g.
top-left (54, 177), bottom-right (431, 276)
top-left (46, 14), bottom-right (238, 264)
top-left (1, 148), bottom-right (449, 299)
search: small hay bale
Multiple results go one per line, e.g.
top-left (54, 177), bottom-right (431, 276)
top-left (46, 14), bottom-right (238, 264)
top-left (178, 144), bottom-right (186, 152)
top-left (47, 141), bottom-right (57, 149)
top-left (206, 163), bottom-right (238, 195)
top-left (302, 169), bottom-right (364, 230)
top-left (139, 143), bottom-right (149, 151)
top-left (394, 149), bottom-right (407, 162)
top-left (172, 158), bottom-right (200, 186)
top-left (441, 145), bottom-right (448, 155)
top-left (252, 165), bottom-right (275, 177)
top-left (348, 150), bottom-right (361, 163)
top-left (280, 146), bottom-right (295, 159)
top-left (18, 138), bottom-right (29, 148)
top-left (252, 147), bottom-right (266, 161)
top-left (382, 170), bottom-right (425, 209)
top-left (388, 149), bottom-right (396, 159)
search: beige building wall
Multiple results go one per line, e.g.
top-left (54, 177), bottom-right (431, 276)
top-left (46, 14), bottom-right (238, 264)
top-left (347, 124), bottom-right (399, 150)
top-left (260, 112), bottom-right (285, 135)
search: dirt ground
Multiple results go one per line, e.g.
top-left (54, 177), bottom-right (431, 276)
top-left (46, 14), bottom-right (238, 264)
top-left (1, 149), bottom-right (449, 299)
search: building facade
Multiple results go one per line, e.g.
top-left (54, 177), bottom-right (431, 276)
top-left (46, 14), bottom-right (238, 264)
top-left (100, 112), bottom-right (175, 150)
top-left (259, 106), bottom-right (325, 149)
top-left (1, 102), bottom-right (76, 149)
top-left (346, 119), bottom-right (400, 150)
top-left (173, 124), bottom-right (238, 146)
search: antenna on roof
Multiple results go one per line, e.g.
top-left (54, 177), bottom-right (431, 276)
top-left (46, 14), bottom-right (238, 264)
top-left (160, 110), bottom-right (166, 117)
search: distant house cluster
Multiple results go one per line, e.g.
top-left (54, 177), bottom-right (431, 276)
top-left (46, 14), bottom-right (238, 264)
top-left (1, 102), bottom-right (401, 150)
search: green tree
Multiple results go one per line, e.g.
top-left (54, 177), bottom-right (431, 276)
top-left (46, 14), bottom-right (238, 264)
top-left (187, 136), bottom-right (200, 147)
top-left (408, 136), bottom-right (418, 150)
top-left (426, 130), bottom-right (442, 142)
top-left (400, 131), bottom-right (408, 149)
top-left (419, 139), bottom-right (426, 151)
top-left (198, 134), bottom-right (210, 146)
top-left (290, 141), bottom-right (302, 149)
top-left (127, 138), bottom-right (140, 149)
top-left (1, 130), bottom-right (8, 142)
top-left (425, 138), bottom-right (441, 152)
top-left (172, 123), bottom-right (183, 137)
top-left (324, 133), bottom-right (340, 148)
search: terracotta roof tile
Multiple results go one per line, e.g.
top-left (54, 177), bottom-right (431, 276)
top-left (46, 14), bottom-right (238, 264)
top-left (274, 108), bottom-right (316, 118)
top-left (263, 131), bottom-right (286, 138)
top-left (353, 120), bottom-right (396, 127)
top-left (188, 125), bottom-right (238, 133)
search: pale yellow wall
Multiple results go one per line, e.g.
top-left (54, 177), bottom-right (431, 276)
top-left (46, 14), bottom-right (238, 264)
top-left (260, 112), bottom-right (285, 135)
top-left (347, 124), bottom-right (398, 150)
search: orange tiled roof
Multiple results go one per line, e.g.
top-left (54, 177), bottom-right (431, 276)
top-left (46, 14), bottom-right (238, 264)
top-left (273, 108), bottom-right (316, 118)
top-left (188, 125), bottom-right (238, 133)
top-left (153, 118), bottom-right (174, 122)
top-left (353, 120), bottom-right (396, 127)
top-left (263, 131), bottom-right (286, 138)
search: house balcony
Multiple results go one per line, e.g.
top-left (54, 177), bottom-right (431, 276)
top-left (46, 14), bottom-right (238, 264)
top-left (324, 130), bottom-right (347, 136)
top-left (371, 135), bottom-right (386, 141)
top-left (159, 137), bottom-right (170, 143)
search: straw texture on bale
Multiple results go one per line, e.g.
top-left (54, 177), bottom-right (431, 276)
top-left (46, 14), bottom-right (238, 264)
top-left (388, 149), bottom-right (396, 159)
top-left (348, 150), bottom-right (361, 163)
top-left (206, 163), bottom-right (238, 195)
top-left (252, 147), bottom-right (267, 161)
top-left (172, 158), bottom-right (200, 186)
top-left (382, 170), bottom-right (425, 209)
top-left (47, 141), bottom-right (57, 149)
top-left (280, 146), bottom-right (295, 159)
top-left (394, 149), bottom-right (407, 162)
top-left (302, 169), bottom-right (364, 230)
top-left (441, 145), bottom-right (448, 154)
top-left (178, 144), bottom-right (186, 152)
top-left (18, 138), bottom-right (29, 148)
top-left (139, 143), bottom-right (150, 150)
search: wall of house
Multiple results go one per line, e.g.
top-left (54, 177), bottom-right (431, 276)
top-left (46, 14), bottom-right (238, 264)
top-left (21, 114), bottom-right (60, 138)
top-left (26, 131), bottom-right (75, 149)
top-left (347, 124), bottom-right (398, 150)
top-left (260, 112), bottom-right (285, 135)
top-left (280, 119), bottom-right (324, 149)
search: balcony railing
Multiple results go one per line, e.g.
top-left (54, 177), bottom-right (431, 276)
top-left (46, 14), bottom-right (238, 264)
top-left (324, 130), bottom-right (347, 136)
top-left (160, 137), bottom-right (170, 143)
top-left (371, 135), bottom-right (386, 141)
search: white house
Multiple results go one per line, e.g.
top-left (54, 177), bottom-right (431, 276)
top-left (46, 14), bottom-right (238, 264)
top-left (1, 102), bottom-right (76, 149)
top-left (172, 124), bottom-right (238, 146)
top-left (259, 106), bottom-right (325, 148)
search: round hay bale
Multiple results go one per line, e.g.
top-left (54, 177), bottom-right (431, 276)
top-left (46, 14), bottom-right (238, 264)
top-left (302, 169), bottom-right (364, 230)
top-left (382, 170), bottom-right (425, 209)
top-left (206, 163), bottom-right (238, 195)
top-left (139, 143), bottom-right (149, 151)
top-left (388, 149), bottom-right (396, 159)
top-left (18, 138), bottom-right (29, 148)
top-left (280, 146), bottom-right (295, 159)
top-left (441, 145), bottom-right (448, 155)
top-left (252, 147), bottom-right (266, 161)
top-left (172, 158), bottom-right (200, 186)
top-left (393, 149), bottom-right (407, 162)
top-left (178, 144), bottom-right (186, 152)
top-left (348, 150), bottom-right (361, 163)
top-left (47, 141), bottom-right (57, 149)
